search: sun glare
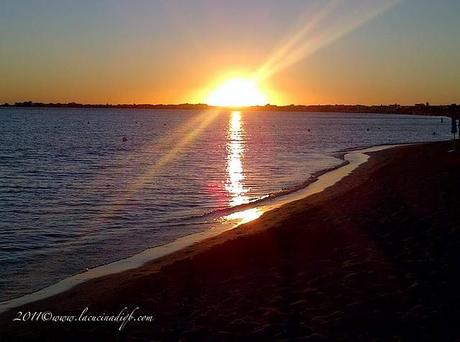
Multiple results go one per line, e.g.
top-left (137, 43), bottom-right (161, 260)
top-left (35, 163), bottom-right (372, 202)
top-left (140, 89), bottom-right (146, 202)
top-left (206, 78), bottom-right (268, 107)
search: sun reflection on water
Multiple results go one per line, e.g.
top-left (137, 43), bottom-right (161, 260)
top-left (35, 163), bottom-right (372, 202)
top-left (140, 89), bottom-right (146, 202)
top-left (225, 111), bottom-right (248, 207)
top-left (224, 111), bottom-right (265, 225)
top-left (226, 208), bottom-right (263, 224)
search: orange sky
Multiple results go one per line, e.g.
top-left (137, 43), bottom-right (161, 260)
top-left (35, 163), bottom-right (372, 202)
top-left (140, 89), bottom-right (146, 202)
top-left (1, 0), bottom-right (459, 105)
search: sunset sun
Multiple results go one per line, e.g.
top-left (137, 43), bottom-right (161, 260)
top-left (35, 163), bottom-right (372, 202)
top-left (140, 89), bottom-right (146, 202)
top-left (206, 78), bottom-right (268, 107)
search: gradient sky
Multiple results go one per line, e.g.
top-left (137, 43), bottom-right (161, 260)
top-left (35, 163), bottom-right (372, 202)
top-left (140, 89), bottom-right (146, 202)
top-left (1, 0), bottom-right (459, 105)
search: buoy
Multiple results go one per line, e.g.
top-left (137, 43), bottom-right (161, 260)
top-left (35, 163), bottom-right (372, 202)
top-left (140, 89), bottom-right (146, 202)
top-left (122, 136), bottom-right (127, 142)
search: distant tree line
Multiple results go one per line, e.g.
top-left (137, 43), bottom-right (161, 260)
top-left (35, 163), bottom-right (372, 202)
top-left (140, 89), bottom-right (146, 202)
top-left (0, 101), bottom-right (454, 116)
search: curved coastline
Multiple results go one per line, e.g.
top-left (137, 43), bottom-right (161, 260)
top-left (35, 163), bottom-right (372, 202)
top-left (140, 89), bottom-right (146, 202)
top-left (0, 143), bottom-right (403, 314)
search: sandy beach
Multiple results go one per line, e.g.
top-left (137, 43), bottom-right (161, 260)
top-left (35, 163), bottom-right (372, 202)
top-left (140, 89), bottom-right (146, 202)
top-left (1, 141), bottom-right (460, 340)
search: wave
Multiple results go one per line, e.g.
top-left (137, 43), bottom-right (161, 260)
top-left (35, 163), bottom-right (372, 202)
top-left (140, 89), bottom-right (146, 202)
top-left (181, 156), bottom-right (349, 222)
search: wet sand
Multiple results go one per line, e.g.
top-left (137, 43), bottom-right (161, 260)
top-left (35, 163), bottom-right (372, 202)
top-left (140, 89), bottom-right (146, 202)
top-left (1, 141), bottom-right (460, 340)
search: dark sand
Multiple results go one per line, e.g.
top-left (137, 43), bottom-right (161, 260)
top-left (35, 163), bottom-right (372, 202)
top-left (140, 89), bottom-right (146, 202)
top-left (1, 141), bottom-right (460, 340)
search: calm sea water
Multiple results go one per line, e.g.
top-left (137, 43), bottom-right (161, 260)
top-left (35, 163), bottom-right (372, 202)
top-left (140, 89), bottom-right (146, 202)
top-left (0, 107), bottom-right (450, 301)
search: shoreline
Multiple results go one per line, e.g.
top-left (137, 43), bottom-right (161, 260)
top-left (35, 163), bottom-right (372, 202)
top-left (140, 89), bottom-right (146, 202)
top-left (0, 143), bottom-right (401, 314)
top-left (2, 140), bottom-right (459, 340)
top-left (0, 103), bottom-right (451, 117)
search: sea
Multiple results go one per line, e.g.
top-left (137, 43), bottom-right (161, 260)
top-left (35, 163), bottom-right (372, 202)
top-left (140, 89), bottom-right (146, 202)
top-left (0, 107), bottom-right (451, 302)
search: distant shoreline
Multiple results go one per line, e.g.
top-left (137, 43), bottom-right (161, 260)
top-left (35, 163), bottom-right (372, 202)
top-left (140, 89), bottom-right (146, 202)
top-left (0, 101), bottom-right (452, 116)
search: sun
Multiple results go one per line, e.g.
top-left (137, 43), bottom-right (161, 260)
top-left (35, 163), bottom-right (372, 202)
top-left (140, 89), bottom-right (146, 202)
top-left (205, 78), bottom-right (268, 107)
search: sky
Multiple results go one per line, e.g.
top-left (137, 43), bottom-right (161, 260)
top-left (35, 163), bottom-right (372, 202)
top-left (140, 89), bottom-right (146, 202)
top-left (1, 0), bottom-right (459, 105)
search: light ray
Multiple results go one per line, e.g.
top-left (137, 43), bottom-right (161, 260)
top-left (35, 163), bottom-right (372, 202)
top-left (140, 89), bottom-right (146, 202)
top-left (255, 0), bottom-right (341, 81)
top-left (255, 0), bottom-right (400, 82)
top-left (95, 108), bottom-right (223, 224)
top-left (51, 108), bottom-right (224, 249)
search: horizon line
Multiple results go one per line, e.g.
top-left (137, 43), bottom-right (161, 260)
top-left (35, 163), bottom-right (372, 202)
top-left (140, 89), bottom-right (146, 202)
top-left (1, 101), bottom-right (455, 108)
